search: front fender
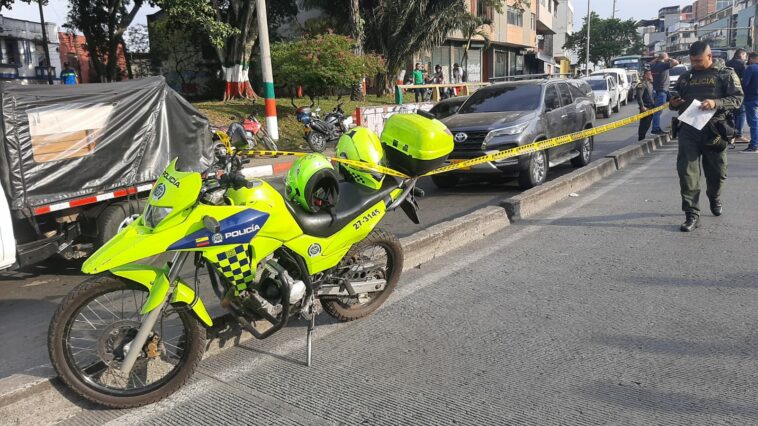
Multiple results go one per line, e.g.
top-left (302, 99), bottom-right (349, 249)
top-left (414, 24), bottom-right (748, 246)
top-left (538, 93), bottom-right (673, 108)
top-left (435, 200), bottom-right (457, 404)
top-left (111, 264), bottom-right (213, 327)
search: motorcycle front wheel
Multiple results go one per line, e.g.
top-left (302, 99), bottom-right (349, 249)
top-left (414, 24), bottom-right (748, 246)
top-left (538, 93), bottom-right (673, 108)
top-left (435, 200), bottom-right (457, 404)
top-left (48, 276), bottom-right (206, 408)
top-left (307, 130), bottom-right (327, 152)
top-left (321, 228), bottom-right (403, 322)
top-left (257, 128), bottom-right (278, 151)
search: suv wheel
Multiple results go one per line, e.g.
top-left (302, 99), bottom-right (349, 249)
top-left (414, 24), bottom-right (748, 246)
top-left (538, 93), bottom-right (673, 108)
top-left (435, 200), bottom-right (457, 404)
top-left (518, 150), bottom-right (547, 189)
top-left (612, 99), bottom-right (620, 113)
top-left (571, 135), bottom-right (593, 167)
top-left (431, 174), bottom-right (460, 189)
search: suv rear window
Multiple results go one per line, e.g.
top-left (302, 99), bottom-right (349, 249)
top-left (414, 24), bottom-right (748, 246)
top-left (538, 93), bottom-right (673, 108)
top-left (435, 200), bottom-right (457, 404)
top-left (459, 84), bottom-right (542, 113)
top-left (558, 83), bottom-right (573, 106)
top-left (568, 81), bottom-right (588, 99)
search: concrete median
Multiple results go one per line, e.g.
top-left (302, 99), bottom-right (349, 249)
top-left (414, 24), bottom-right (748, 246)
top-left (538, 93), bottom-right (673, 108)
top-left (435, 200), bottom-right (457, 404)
top-left (500, 157), bottom-right (617, 220)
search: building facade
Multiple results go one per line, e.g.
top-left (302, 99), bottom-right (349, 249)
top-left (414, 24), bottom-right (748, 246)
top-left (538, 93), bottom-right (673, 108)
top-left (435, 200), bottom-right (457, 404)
top-left (553, 0), bottom-right (574, 75)
top-left (0, 15), bottom-right (61, 83)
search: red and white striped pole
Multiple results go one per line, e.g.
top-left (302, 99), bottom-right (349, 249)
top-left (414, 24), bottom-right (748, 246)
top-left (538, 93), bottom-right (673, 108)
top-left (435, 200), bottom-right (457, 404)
top-left (256, 0), bottom-right (278, 140)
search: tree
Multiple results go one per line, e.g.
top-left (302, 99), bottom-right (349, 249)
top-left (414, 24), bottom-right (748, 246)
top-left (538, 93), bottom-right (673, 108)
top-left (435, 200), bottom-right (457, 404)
top-left (271, 34), bottom-right (383, 97)
top-left (563, 13), bottom-right (643, 68)
top-left (156, 0), bottom-right (296, 101)
top-left (150, 20), bottom-right (210, 95)
top-left (66, 0), bottom-right (144, 82)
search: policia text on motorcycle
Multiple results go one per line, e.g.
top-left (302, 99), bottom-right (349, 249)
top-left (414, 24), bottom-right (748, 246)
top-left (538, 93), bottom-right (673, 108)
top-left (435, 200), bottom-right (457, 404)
top-left (669, 41), bottom-right (743, 232)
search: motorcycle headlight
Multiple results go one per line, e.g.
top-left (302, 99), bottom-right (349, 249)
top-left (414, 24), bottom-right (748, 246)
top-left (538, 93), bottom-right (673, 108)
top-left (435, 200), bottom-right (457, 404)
top-left (144, 205), bottom-right (172, 228)
top-left (483, 122), bottom-right (529, 145)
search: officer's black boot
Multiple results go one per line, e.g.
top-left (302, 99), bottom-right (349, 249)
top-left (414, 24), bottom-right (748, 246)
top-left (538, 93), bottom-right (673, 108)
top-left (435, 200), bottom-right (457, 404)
top-left (709, 198), bottom-right (723, 216)
top-left (680, 213), bottom-right (700, 232)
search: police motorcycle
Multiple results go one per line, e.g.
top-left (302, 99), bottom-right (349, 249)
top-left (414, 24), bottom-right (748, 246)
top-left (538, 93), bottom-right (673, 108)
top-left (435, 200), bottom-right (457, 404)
top-left (47, 113), bottom-right (452, 408)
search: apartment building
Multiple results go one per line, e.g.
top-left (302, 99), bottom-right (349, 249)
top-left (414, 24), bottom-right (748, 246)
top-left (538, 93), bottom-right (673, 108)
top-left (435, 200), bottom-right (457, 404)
top-left (0, 15), bottom-right (61, 83)
top-left (553, 0), bottom-right (574, 75)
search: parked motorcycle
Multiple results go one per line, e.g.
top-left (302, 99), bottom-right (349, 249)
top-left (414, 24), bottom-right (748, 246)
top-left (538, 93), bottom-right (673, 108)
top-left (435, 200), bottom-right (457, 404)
top-left (293, 97), bottom-right (353, 152)
top-left (214, 114), bottom-right (278, 152)
top-left (47, 113), bottom-right (453, 408)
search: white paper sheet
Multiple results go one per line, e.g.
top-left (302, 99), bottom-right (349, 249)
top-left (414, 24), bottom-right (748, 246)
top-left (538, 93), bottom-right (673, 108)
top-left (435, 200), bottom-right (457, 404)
top-left (678, 99), bottom-right (716, 131)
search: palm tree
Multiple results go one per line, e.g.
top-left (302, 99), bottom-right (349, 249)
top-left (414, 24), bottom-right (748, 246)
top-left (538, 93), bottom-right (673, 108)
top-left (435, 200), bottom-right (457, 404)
top-left (363, 0), bottom-right (469, 94)
top-left (456, 14), bottom-right (493, 82)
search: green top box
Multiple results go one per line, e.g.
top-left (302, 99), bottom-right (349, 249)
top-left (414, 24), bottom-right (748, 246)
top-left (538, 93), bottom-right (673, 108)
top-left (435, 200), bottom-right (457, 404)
top-left (380, 114), bottom-right (453, 176)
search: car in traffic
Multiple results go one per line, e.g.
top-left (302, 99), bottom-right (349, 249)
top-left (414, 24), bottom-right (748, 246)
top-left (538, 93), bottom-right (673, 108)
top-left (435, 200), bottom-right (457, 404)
top-left (438, 79), bottom-right (595, 190)
top-left (668, 64), bottom-right (689, 90)
top-left (584, 75), bottom-right (621, 118)
top-left (429, 96), bottom-right (469, 119)
top-left (591, 68), bottom-right (630, 107)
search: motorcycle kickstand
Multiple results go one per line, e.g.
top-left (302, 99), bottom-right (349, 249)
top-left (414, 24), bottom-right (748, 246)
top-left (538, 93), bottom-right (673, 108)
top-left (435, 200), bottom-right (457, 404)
top-left (306, 304), bottom-right (316, 367)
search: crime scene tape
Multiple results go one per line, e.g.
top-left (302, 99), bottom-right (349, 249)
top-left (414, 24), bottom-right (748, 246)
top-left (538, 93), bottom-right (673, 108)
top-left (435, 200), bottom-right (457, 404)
top-left (244, 103), bottom-right (669, 179)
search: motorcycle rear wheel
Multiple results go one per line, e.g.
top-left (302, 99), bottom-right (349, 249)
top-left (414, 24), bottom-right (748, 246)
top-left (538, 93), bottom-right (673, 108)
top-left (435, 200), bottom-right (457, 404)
top-left (321, 228), bottom-right (403, 322)
top-left (48, 276), bottom-right (206, 408)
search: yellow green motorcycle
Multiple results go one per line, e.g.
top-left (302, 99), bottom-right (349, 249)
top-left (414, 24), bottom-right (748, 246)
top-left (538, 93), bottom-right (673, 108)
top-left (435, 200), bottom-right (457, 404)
top-left (47, 113), bottom-right (452, 408)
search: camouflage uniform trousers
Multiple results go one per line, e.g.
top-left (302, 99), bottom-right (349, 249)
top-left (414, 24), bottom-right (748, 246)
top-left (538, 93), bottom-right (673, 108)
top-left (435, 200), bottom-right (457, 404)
top-left (677, 123), bottom-right (727, 216)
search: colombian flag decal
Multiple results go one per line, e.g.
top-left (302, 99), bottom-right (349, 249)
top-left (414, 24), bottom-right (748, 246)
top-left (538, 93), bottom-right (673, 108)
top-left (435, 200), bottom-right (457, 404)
top-left (195, 236), bottom-right (210, 247)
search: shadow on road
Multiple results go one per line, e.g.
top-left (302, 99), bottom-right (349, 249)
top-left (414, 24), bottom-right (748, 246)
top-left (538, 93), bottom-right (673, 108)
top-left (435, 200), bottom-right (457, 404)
top-left (530, 212), bottom-right (682, 232)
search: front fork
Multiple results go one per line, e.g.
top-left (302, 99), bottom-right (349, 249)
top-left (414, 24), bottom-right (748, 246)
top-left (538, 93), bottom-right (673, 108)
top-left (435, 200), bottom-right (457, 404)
top-left (120, 252), bottom-right (190, 375)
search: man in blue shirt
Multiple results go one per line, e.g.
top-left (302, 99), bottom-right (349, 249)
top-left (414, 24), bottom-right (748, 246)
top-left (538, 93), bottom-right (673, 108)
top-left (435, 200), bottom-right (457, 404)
top-left (60, 63), bottom-right (78, 85)
top-left (740, 52), bottom-right (758, 153)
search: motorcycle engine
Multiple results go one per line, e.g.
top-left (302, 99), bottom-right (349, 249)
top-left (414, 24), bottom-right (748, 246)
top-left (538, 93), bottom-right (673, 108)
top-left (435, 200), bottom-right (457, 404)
top-left (256, 260), bottom-right (307, 307)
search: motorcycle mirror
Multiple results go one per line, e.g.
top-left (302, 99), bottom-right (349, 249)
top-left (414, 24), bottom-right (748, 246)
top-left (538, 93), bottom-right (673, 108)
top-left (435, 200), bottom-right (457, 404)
top-left (203, 215), bottom-right (221, 234)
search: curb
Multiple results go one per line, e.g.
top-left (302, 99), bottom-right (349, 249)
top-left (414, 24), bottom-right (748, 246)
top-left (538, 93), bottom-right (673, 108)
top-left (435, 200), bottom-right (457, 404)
top-left (499, 135), bottom-right (672, 221)
top-left (500, 158), bottom-right (617, 220)
top-left (242, 161), bottom-right (294, 179)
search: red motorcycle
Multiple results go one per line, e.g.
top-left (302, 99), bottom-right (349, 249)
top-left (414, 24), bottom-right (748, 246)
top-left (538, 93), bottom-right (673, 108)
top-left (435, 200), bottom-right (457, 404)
top-left (224, 115), bottom-right (278, 151)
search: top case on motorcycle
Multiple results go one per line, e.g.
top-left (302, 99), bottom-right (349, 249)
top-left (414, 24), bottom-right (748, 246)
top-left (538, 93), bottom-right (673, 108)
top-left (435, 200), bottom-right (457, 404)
top-left (284, 177), bottom-right (400, 238)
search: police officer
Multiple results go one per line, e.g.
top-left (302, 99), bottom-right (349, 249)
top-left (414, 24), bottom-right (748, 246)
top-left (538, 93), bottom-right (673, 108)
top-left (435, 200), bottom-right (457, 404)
top-left (669, 41), bottom-right (743, 232)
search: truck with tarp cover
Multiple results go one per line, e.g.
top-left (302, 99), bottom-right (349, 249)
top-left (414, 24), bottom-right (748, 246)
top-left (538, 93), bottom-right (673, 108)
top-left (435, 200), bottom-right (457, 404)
top-left (0, 76), bottom-right (213, 270)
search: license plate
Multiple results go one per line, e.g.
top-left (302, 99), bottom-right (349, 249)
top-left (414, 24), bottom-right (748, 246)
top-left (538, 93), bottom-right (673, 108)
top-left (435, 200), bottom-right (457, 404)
top-left (449, 159), bottom-right (471, 170)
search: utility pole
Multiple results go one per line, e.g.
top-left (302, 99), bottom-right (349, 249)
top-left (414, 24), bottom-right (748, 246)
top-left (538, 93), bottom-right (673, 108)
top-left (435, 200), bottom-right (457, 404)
top-left (256, 0), bottom-right (279, 140)
top-left (586, 0), bottom-right (591, 75)
top-left (612, 0), bottom-right (617, 19)
top-left (37, 0), bottom-right (54, 85)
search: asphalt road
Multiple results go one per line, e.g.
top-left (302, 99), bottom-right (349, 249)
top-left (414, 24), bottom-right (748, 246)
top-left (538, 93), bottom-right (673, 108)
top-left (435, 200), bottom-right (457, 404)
top-left (49, 140), bottom-right (758, 424)
top-left (0, 102), bottom-right (673, 384)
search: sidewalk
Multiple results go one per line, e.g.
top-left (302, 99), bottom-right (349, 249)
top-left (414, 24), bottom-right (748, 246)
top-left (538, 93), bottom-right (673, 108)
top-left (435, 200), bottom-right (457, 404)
top-left (11, 142), bottom-right (758, 424)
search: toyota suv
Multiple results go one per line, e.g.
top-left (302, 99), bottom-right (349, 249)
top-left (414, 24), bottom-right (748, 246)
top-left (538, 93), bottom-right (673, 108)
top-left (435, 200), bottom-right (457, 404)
top-left (438, 79), bottom-right (596, 189)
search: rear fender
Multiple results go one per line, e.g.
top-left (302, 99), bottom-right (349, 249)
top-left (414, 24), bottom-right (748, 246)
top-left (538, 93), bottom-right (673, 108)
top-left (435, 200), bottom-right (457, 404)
top-left (111, 264), bottom-right (213, 327)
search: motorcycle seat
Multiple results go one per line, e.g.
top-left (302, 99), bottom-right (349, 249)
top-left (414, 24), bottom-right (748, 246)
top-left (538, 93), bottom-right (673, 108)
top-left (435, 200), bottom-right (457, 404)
top-left (284, 178), bottom-right (400, 238)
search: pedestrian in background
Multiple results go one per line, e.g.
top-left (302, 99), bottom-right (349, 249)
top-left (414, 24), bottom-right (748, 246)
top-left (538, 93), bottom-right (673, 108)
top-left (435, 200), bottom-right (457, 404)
top-left (413, 63), bottom-right (425, 103)
top-left (650, 53), bottom-right (680, 134)
top-left (433, 64), bottom-right (449, 99)
top-left (669, 41), bottom-right (743, 232)
top-left (739, 52), bottom-right (758, 153)
top-left (636, 69), bottom-right (656, 141)
top-left (726, 49), bottom-right (748, 144)
top-left (60, 63), bottom-right (78, 85)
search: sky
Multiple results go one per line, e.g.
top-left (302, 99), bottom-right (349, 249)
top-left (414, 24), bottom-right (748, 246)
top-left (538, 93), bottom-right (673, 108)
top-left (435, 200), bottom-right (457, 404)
top-left (1, 0), bottom-right (694, 38)
top-left (0, 0), bottom-right (160, 29)
top-left (573, 0), bottom-right (693, 29)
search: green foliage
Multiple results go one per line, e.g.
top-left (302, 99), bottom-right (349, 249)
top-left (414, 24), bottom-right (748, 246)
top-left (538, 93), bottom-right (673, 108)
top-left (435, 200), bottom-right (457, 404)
top-left (67, 0), bottom-right (144, 81)
top-left (271, 34), bottom-right (384, 96)
top-left (563, 13), bottom-right (644, 67)
top-left (154, 0), bottom-right (238, 49)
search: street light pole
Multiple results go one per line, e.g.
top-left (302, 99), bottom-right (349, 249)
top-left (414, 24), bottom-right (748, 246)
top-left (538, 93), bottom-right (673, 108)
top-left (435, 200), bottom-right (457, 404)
top-left (585, 0), bottom-right (591, 75)
top-left (255, 0), bottom-right (279, 140)
top-left (37, 0), bottom-right (54, 85)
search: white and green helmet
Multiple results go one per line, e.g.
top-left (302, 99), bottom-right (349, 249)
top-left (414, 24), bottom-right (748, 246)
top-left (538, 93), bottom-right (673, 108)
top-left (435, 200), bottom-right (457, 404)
top-left (335, 127), bottom-right (386, 190)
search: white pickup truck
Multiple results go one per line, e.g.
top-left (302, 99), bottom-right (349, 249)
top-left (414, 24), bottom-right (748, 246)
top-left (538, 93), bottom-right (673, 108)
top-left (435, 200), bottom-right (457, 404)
top-left (0, 77), bottom-right (211, 271)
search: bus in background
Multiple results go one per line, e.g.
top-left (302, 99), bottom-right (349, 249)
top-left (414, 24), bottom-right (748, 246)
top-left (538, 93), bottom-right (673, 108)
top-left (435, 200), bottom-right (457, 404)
top-left (611, 55), bottom-right (654, 73)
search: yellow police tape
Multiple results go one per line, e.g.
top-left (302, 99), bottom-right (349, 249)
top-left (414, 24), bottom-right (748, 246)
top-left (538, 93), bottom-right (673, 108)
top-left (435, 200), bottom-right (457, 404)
top-left (243, 103), bottom-right (669, 179)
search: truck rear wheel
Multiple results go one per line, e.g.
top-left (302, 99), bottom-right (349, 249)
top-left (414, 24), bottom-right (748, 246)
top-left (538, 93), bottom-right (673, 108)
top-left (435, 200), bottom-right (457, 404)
top-left (96, 201), bottom-right (144, 247)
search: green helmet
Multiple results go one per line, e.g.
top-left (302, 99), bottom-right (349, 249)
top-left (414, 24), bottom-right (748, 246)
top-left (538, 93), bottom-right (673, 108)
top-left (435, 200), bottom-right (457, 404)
top-left (336, 128), bottom-right (386, 190)
top-left (284, 153), bottom-right (339, 213)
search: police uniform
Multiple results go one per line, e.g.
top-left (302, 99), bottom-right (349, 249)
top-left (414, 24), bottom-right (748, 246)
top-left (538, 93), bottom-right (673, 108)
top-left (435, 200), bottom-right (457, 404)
top-left (670, 63), bottom-right (743, 220)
